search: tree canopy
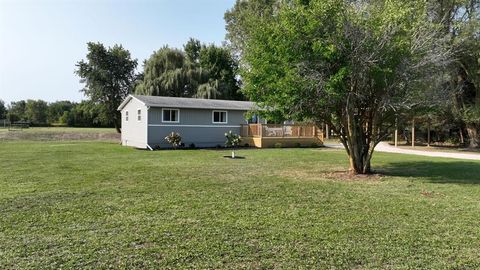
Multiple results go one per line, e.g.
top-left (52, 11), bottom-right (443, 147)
top-left (135, 39), bottom-right (243, 100)
top-left (76, 42), bottom-right (137, 133)
top-left (227, 0), bottom-right (452, 174)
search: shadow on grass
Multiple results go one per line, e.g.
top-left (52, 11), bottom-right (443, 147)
top-left (379, 160), bottom-right (480, 184)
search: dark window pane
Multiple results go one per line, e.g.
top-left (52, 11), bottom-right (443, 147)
top-left (163, 110), bottom-right (171, 121)
top-left (214, 112), bottom-right (220, 122)
top-left (171, 110), bottom-right (177, 121)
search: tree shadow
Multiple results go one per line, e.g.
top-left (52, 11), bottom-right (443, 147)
top-left (377, 160), bottom-right (480, 185)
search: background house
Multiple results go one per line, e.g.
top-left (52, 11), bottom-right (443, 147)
top-left (117, 95), bottom-right (259, 149)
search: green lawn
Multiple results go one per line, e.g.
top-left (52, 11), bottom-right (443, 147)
top-left (1, 141), bottom-right (479, 269)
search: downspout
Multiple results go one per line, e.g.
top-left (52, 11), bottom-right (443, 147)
top-left (146, 106), bottom-right (153, 151)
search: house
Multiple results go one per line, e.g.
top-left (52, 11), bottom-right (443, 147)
top-left (118, 94), bottom-right (323, 149)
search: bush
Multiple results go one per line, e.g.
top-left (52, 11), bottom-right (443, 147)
top-left (310, 142), bottom-right (319, 148)
top-left (225, 131), bottom-right (242, 148)
top-left (274, 142), bottom-right (283, 148)
top-left (189, 143), bottom-right (196, 149)
top-left (164, 132), bottom-right (182, 149)
top-left (294, 142), bottom-right (302, 148)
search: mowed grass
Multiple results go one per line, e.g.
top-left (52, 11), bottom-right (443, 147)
top-left (1, 141), bottom-right (480, 269)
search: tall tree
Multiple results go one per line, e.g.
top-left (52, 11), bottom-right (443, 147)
top-left (47, 100), bottom-right (74, 124)
top-left (136, 41), bottom-right (242, 100)
top-left (431, 0), bottom-right (480, 147)
top-left (184, 38), bottom-right (202, 64)
top-left (0, 100), bottom-right (6, 119)
top-left (76, 42), bottom-right (137, 133)
top-left (224, 0), bottom-right (279, 58)
top-left (197, 44), bottom-right (242, 100)
top-left (7, 100), bottom-right (26, 122)
top-left (229, 0), bottom-right (452, 174)
top-left (25, 99), bottom-right (48, 125)
top-left (135, 46), bottom-right (203, 97)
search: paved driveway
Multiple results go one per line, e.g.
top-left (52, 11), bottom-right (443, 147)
top-left (324, 142), bottom-right (480, 161)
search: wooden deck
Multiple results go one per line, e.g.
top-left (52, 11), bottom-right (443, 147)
top-left (240, 124), bottom-right (323, 148)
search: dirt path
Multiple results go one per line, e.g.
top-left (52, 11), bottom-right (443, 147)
top-left (324, 142), bottom-right (480, 161)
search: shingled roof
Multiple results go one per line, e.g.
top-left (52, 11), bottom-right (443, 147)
top-left (118, 95), bottom-right (257, 111)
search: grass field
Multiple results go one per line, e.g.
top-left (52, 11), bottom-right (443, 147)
top-left (0, 127), bottom-right (118, 141)
top-left (1, 141), bottom-right (480, 269)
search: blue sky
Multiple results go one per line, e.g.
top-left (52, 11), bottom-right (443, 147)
top-left (0, 0), bottom-right (235, 104)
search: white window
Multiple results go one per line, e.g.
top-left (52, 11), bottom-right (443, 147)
top-left (125, 111), bottom-right (129, 122)
top-left (162, 109), bottom-right (179, 123)
top-left (137, 109), bottom-right (141, 121)
top-left (212, 111), bottom-right (228, 123)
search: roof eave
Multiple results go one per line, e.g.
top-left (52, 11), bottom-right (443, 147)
top-left (117, 95), bottom-right (147, 111)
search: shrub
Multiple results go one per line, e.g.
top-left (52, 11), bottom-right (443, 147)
top-left (189, 143), bottom-right (196, 149)
top-left (225, 131), bottom-right (242, 148)
top-left (294, 142), bottom-right (302, 148)
top-left (310, 142), bottom-right (319, 148)
top-left (274, 142), bottom-right (283, 148)
top-left (225, 131), bottom-right (242, 158)
top-left (164, 132), bottom-right (182, 149)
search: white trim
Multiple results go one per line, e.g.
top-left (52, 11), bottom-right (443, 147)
top-left (117, 95), bottom-right (147, 111)
top-left (149, 124), bottom-right (240, 128)
top-left (212, 110), bottom-right (228, 124)
top-left (162, 108), bottom-right (180, 123)
top-left (145, 106), bottom-right (149, 147)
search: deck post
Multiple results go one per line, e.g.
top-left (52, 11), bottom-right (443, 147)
top-left (325, 124), bottom-right (329, 140)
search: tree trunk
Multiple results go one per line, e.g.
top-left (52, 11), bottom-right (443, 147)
top-left (459, 128), bottom-right (465, 145)
top-left (466, 124), bottom-right (479, 148)
top-left (113, 116), bottom-right (121, 133)
top-left (344, 139), bottom-right (373, 175)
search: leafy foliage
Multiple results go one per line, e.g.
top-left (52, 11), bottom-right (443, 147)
top-left (135, 39), bottom-right (242, 100)
top-left (165, 132), bottom-right (182, 149)
top-left (0, 100), bottom-right (6, 119)
top-left (227, 0), bottom-right (452, 173)
top-left (225, 130), bottom-right (242, 148)
top-left (76, 42), bottom-right (138, 133)
top-left (25, 100), bottom-right (48, 125)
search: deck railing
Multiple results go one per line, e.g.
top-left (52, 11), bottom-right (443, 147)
top-left (240, 124), bottom-right (320, 138)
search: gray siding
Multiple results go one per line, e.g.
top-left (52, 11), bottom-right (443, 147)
top-left (148, 126), bottom-right (242, 148)
top-left (147, 107), bottom-right (248, 147)
top-left (148, 108), bottom-right (247, 125)
top-left (121, 97), bottom-right (147, 148)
